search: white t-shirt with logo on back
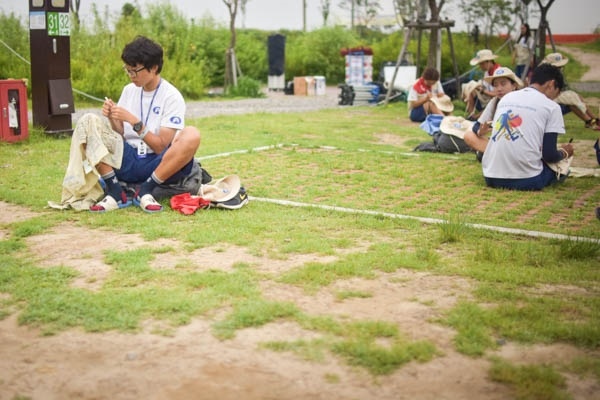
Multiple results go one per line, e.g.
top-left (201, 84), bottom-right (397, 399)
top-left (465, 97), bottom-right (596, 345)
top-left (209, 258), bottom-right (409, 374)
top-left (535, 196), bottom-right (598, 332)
top-left (482, 87), bottom-right (565, 179)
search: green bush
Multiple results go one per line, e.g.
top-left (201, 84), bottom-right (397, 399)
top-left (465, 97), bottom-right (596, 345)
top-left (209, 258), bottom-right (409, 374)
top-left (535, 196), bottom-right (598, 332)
top-left (225, 76), bottom-right (264, 98)
top-left (235, 30), bottom-right (269, 84)
top-left (285, 27), bottom-right (362, 84)
top-left (0, 5), bottom-right (543, 99)
top-left (0, 13), bottom-right (32, 88)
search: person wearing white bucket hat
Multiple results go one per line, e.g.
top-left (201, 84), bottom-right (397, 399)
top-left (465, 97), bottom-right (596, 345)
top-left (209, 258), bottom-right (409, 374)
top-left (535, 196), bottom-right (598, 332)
top-left (464, 67), bottom-right (523, 160)
top-left (539, 52), bottom-right (600, 131)
top-left (465, 49), bottom-right (502, 119)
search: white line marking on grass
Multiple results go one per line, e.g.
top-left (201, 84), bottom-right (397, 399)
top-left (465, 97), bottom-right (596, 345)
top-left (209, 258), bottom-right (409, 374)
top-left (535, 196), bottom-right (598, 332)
top-left (198, 144), bottom-right (429, 161)
top-left (198, 144), bottom-right (291, 160)
top-left (250, 196), bottom-right (600, 244)
top-left (199, 144), bottom-right (598, 243)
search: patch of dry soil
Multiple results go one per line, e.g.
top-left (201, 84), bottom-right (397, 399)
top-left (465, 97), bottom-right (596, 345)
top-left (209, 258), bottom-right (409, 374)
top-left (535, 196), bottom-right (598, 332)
top-left (3, 44), bottom-right (599, 400)
top-left (0, 201), bottom-right (598, 400)
top-left (557, 46), bottom-right (600, 82)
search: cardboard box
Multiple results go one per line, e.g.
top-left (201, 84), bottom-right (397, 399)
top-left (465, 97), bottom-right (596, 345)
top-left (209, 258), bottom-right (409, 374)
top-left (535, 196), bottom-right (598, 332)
top-left (293, 76), bottom-right (308, 95)
top-left (294, 76), bottom-right (326, 96)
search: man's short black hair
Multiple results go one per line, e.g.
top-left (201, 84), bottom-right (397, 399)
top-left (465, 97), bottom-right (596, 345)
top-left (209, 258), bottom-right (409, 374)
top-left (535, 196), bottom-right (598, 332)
top-left (530, 63), bottom-right (565, 91)
top-left (121, 36), bottom-right (164, 74)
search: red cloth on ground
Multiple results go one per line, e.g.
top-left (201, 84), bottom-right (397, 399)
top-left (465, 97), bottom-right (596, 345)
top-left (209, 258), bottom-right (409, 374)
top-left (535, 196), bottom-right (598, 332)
top-left (170, 193), bottom-right (211, 215)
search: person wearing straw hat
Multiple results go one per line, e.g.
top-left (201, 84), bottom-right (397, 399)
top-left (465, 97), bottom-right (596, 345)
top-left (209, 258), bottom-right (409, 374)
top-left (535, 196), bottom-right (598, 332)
top-left (464, 67), bottom-right (523, 160)
top-left (464, 49), bottom-right (502, 120)
top-left (481, 64), bottom-right (574, 191)
top-left (407, 66), bottom-right (450, 122)
top-left (539, 52), bottom-right (600, 131)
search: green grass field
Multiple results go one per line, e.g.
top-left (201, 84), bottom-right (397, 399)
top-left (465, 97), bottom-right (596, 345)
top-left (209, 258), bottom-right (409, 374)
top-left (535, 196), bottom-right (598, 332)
top-left (0, 97), bottom-right (599, 399)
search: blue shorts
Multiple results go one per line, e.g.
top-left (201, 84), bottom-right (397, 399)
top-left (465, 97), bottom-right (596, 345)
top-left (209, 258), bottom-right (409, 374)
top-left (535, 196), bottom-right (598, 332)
top-left (515, 65), bottom-right (526, 80)
top-left (474, 97), bottom-right (485, 112)
top-left (115, 143), bottom-right (194, 184)
top-left (410, 106), bottom-right (427, 122)
top-left (484, 163), bottom-right (561, 191)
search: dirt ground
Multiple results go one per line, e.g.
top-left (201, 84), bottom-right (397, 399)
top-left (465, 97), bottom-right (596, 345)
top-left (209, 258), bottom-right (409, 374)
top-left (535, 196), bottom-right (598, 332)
top-left (1, 47), bottom-right (600, 400)
top-left (0, 201), bottom-right (598, 400)
top-left (558, 46), bottom-right (600, 82)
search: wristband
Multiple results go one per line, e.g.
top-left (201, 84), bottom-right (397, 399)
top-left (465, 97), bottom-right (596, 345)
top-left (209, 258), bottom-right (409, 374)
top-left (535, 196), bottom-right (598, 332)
top-left (559, 148), bottom-right (569, 159)
top-left (139, 126), bottom-right (150, 141)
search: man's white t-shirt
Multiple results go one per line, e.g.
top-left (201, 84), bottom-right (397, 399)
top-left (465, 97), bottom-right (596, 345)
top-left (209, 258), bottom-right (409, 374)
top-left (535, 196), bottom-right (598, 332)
top-left (481, 71), bottom-right (494, 94)
top-left (482, 87), bottom-right (565, 179)
top-left (117, 78), bottom-right (186, 154)
top-left (477, 97), bottom-right (499, 125)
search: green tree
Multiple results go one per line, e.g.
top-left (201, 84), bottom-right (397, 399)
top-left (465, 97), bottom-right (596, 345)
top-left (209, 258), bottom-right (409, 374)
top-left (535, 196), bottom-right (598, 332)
top-left (222, 0), bottom-right (249, 90)
top-left (338, 0), bottom-right (383, 29)
top-left (535, 0), bottom-right (555, 61)
top-left (319, 0), bottom-right (332, 27)
top-left (426, 0), bottom-right (444, 68)
top-left (459, 0), bottom-right (517, 48)
top-left (0, 13), bottom-right (30, 84)
top-left (392, 0), bottom-right (423, 25)
top-left (69, 0), bottom-right (82, 32)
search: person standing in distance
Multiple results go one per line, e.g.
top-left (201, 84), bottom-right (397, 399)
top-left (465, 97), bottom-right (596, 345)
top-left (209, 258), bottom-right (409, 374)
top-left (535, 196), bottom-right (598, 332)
top-left (512, 23), bottom-right (535, 80)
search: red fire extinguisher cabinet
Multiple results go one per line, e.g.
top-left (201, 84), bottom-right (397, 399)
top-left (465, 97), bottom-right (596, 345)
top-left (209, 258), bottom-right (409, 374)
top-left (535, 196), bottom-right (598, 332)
top-left (0, 79), bottom-right (29, 143)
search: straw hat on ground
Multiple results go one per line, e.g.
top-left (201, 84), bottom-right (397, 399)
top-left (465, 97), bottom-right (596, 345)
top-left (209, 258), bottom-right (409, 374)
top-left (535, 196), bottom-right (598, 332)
top-left (199, 175), bottom-right (241, 202)
top-left (430, 94), bottom-right (454, 113)
top-left (483, 67), bottom-right (524, 88)
top-left (469, 49), bottom-right (499, 66)
top-left (540, 52), bottom-right (569, 67)
top-left (440, 116), bottom-right (475, 139)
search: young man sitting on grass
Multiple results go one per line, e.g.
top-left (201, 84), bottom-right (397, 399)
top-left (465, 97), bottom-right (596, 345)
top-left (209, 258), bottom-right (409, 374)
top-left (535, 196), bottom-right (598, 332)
top-left (67, 36), bottom-right (202, 213)
top-left (481, 64), bottom-right (574, 191)
top-left (540, 52), bottom-right (600, 131)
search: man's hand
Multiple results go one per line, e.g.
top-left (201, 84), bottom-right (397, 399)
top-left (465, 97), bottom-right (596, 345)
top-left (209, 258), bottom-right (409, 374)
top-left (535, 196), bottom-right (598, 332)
top-left (104, 103), bottom-right (136, 126)
top-left (478, 120), bottom-right (493, 136)
top-left (561, 143), bottom-right (574, 158)
top-left (102, 97), bottom-right (114, 118)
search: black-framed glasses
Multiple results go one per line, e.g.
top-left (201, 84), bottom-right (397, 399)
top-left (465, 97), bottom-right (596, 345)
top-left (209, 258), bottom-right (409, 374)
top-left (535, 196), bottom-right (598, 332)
top-left (123, 65), bottom-right (145, 78)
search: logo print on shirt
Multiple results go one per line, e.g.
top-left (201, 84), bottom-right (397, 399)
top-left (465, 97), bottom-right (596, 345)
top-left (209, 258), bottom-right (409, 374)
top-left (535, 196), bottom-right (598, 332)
top-left (492, 110), bottom-right (523, 142)
top-left (170, 116), bottom-right (182, 124)
top-left (152, 106), bottom-right (161, 115)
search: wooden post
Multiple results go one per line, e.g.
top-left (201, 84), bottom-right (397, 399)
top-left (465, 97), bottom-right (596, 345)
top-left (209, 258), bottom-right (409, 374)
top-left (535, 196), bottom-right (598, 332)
top-left (445, 26), bottom-right (460, 99)
top-left (382, 20), bottom-right (457, 105)
top-left (383, 27), bottom-right (413, 105)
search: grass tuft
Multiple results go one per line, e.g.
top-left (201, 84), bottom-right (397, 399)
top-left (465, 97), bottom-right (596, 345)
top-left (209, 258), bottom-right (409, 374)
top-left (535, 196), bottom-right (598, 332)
top-left (489, 357), bottom-right (570, 400)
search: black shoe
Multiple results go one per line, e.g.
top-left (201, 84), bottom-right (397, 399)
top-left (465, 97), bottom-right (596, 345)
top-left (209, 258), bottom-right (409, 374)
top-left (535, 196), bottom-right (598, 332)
top-left (476, 151), bottom-right (483, 163)
top-left (596, 207), bottom-right (600, 221)
top-left (213, 187), bottom-right (249, 210)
